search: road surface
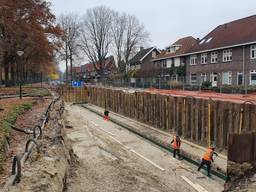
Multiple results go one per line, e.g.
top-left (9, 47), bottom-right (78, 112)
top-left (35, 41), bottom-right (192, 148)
top-left (65, 104), bottom-right (224, 192)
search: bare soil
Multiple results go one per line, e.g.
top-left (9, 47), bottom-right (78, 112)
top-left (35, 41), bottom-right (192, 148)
top-left (0, 97), bottom-right (51, 187)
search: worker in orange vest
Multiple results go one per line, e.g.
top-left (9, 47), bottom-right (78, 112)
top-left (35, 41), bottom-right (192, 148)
top-left (197, 144), bottom-right (218, 177)
top-left (171, 135), bottom-right (181, 159)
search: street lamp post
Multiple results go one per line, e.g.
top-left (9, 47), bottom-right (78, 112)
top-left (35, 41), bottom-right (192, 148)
top-left (17, 51), bottom-right (24, 99)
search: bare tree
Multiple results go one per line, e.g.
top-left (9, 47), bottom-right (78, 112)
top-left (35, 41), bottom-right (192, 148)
top-left (111, 12), bottom-right (127, 72)
top-left (80, 6), bottom-right (113, 78)
top-left (58, 13), bottom-right (80, 82)
top-left (123, 14), bottom-right (149, 66)
top-left (111, 13), bottom-right (149, 72)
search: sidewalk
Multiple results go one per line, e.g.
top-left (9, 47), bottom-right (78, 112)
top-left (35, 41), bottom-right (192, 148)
top-left (82, 103), bottom-right (227, 175)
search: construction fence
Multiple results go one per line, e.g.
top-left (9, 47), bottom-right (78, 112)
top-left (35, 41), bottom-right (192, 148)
top-left (58, 86), bottom-right (88, 103)
top-left (87, 86), bottom-right (256, 149)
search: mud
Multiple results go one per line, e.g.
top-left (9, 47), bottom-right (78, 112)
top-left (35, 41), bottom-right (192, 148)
top-left (224, 161), bottom-right (256, 192)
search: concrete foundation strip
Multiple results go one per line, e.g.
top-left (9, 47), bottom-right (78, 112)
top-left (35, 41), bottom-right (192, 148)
top-left (90, 121), bottom-right (165, 171)
top-left (181, 176), bottom-right (208, 192)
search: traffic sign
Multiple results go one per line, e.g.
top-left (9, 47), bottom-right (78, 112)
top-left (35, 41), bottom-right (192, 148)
top-left (72, 81), bottom-right (84, 87)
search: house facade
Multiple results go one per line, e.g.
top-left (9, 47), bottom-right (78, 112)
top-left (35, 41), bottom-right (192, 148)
top-left (153, 36), bottom-right (197, 81)
top-left (83, 56), bottom-right (117, 80)
top-left (127, 47), bottom-right (160, 78)
top-left (186, 15), bottom-right (256, 87)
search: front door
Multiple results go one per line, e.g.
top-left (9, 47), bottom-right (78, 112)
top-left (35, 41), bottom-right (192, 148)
top-left (237, 73), bottom-right (243, 85)
top-left (211, 73), bottom-right (218, 87)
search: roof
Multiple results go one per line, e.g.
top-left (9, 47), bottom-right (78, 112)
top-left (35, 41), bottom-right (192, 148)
top-left (129, 47), bottom-right (158, 64)
top-left (153, 36), bottom-right (197, 60)
top-left (84, 56), bottom-right (116, 72)
top-left (189, 15), bottom-right (256, 53)
top-left (68, 66), bottom-right (82, 73)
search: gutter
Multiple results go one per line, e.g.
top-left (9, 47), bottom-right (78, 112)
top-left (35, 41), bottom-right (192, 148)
top-left (152, 41), bottom-right (256, 62)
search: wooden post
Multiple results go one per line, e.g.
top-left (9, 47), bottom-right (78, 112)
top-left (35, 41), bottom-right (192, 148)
top-left (208, 102), bottom-right (211, 146)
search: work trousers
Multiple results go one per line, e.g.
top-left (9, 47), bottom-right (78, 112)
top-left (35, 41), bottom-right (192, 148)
top-left (173, 149), bottom-right (181, 158)
top-left (198, 158), bottom-right (212, 176)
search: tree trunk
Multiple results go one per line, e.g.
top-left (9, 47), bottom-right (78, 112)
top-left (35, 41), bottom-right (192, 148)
top-left (69, 48), bottom-right (73, 82)
top-left (65, 42), bottom-right (68, 82)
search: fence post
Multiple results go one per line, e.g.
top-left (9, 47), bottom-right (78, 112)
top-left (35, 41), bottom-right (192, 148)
top-left (239, 108), bottom-right (244, 134)
top-left (208, 102), bottom-right (211, 146)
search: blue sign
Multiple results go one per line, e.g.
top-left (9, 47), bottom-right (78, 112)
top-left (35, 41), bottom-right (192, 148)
top-left (72, 81), bottom-right (84, 87)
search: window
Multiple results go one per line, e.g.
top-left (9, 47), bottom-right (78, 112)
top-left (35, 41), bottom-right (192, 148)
top-left (174, 58), bottom-right (180, 67)
top-left (211, 52), bottom-right (218, 63)
top-left (190, 74), bottom-right (197, 85)
top-left (190, 55), bottom-right (197, 65)
top-left (199, 39), bottom-right (206, 44)
top-left (162, 60), bottom-right (167, 68)
top-left (201, 73), bottom-right (207, 83)
top-left (237, 72), bottom-right (243, 85)
top-left (250, 70), bottom-right (256, 85)
top-left (201, 53), bottom-right (207, 64)
top-left (223, 49), bottom-right (232, 62)
top-left (222, 72), bottom-right (232, 85)
top-left (251, 45), bottom-right (256, 59)
top-left (206, 37), bottom-right (212, 43)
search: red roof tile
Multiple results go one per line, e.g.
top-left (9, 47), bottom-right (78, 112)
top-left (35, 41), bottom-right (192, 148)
top-left (85, 56), bottom-right (116, 72)
top-left (154, 36), bottom-right (197, 60)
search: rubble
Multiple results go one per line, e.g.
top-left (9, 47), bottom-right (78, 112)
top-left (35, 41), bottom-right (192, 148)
top-left (224, 161), bottom-right (256, 192)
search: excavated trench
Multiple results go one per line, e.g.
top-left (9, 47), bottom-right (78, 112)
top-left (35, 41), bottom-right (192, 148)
top-left (1, 96), bottom-right (79, 192)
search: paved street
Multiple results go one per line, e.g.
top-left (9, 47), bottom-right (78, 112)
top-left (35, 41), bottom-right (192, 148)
top-left (65, 104), bottom-right (224, 192)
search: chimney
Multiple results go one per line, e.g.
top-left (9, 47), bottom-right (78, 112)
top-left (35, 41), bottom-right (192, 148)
top-left (140, 47), bottom-right (144, 51)
top-left (196, 38), bottom-right (200, 42)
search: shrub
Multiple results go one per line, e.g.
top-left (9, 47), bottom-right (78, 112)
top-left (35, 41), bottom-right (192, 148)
top-left (169, 80), bottom-right (183, 89)
top-left (201, 81), bottom-right (212, 89)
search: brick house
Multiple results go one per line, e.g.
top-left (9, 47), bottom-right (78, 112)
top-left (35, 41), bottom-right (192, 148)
top-left (83, 56), bottom-right (117, 80)
top-left (127, 47), bottom-right (160, 78)
top-left (185, 15), bottom-right (256, 87)
top-left (153, 36), bottom-right (197, 81)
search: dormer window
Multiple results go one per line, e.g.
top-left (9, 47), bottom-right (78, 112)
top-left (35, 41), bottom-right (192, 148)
top-left (169, 47), bottom-right (175, 53)
top-left (166, 44), bottom-right (181, 53)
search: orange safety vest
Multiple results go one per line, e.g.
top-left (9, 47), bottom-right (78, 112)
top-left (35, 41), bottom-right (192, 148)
top-left (203, 148), bottom-right (213, 161)
top-left (172, 137), bottom-right (180, 149)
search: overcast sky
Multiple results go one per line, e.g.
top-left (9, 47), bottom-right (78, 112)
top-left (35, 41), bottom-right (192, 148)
top-left (50, 0), bottom-right (256, 49)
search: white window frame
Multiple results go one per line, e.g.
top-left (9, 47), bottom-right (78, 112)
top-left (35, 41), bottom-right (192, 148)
top-left (190, 73), bottom-right (197, 85)
top-left (223, 49), bottom-right (232, 62)
top-left (201, 53), bottom-right (207, 64)
top-left (211, 52), bottom-right (218, 63)
top-left (250, 70), bottom-right (256, 85)
top-left (201, 73), bottom-right (207, 83)
top-left (222, 71), bottom-right (232, 85)
top-left (250, 45), bottom-right (256, 59)
top-left (190, 55), bottom-right (197, 65)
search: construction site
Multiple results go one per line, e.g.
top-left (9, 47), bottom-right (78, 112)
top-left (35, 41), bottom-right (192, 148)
top-left (1, 85), bottom-right (255, 192)
top-left (1, 0), bottom-right (256, 191)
